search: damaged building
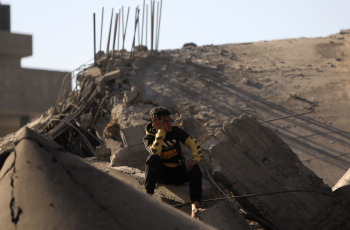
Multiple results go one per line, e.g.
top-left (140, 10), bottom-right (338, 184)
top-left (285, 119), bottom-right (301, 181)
top-left (0, 4), bottom-right (70, 136)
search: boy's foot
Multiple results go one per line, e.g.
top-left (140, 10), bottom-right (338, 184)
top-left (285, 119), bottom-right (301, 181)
top-left (191, 202), bottom-right (200, 219)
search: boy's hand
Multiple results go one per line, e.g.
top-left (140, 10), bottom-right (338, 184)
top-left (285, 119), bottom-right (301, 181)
top-left (186, 160), bottom-right (199, 171)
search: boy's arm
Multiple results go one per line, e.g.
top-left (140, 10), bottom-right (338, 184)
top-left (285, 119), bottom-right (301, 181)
top-left (143, 129), bottom-right (166, 157)
top-left (184, 136), bottom-right (202, 162)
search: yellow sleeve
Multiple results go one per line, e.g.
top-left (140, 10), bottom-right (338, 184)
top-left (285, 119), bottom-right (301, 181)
top-left (184, 136), bottom-right (202, 162)
top-left (150, 129), bottom-right (166, 157)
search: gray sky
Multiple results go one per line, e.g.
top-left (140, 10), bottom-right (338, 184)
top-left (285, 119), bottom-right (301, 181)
top-left (3, 0), bottom-right (350, 72)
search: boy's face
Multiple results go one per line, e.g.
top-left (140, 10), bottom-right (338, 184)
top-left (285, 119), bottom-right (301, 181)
top-left (162, 115), bottom-right (172, 132)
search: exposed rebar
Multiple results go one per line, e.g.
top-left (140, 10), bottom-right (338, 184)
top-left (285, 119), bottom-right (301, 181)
top-left (141, 0), bottom-right (145, 46)
top-left (93, 13), bottom-right (96, 64)
top-left (156, 0), bottom-right (163, 50)
top-left (117, 8), bottom-right (121, 50)
top-left (99, 7), bottom-right (104, 51)
top-left (145, 4), bottom-right (148, 49)
top-left (151, 0), bottom-right (154, 51)
top-left (112, 13), bottom-right (119, 58)
top-left (155, 1), bottom-right (159, 51)
top-left (131, 7), bottom-right (140, 56)
top-left (106, 8), bottom-right (114, 59)
top-left (122, 6), bottom-right (130, 52)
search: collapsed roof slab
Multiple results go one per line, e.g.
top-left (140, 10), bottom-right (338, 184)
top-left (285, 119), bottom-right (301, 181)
top-left (0, 127), bottom-right (215, 230)
top-left (202, 114), bottom-right (350, 230)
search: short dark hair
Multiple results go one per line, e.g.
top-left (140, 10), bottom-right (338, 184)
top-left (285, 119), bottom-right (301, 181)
top-left (149, 107), bottom-right (171, 120)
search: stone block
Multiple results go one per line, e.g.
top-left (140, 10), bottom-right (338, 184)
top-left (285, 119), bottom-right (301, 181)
top-left (123, 90), bottom-right (138, 104)
top-left (120, 124), bottom-right (146, 147)
top-left (174, 113), bottom-right (209, 144)
top-left (84, 67), bottom-right (101, 78)
top-left (103, 69), bottom-right (121, 81)
top-left (110, 144), bottom-right (148, 170)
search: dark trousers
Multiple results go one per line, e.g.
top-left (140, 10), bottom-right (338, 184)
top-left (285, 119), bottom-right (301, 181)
top-left (145, 154), bottom-right (202, 202)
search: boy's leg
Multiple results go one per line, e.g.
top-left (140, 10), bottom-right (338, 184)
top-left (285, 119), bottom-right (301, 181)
top-left (168, 164), bottom-right (202, 202)
top-left (188, 164), bottom-right (202, 203)
top-left (188, 165), bottom-right (202, 219)
top-left (144, 154), bottom-right (166, 194)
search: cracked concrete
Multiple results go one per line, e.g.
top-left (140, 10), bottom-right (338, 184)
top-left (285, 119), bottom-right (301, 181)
top-left (10, 149), bottom-right (22, 225)
top-left (0, 127), bottom-right (214, 230)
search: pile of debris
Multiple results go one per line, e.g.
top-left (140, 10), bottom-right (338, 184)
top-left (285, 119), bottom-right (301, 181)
top-left (1, 42), bottom-right (350, 229)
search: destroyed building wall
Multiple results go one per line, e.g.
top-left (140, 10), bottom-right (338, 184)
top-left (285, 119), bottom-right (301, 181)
top-left (0, 4), bottom-right (70, 136)
top-left (203, 114), bottom-right (350, 230)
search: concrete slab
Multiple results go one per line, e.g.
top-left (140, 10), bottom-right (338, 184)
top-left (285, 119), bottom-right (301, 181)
top-left (0, 127), bottom-right (215, 229)
top-left (202, 114), bottom-right (350, 230)
top-left (110, 143), bottom-right (148, 170)
top-left (120, 124), bottom-right (146, 147)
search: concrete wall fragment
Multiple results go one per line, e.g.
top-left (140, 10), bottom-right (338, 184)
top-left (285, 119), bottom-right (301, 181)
top-left (202, 114), bottom-right (350, 230)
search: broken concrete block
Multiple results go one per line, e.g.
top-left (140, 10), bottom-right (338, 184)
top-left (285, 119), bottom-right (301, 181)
top-left (105, 138), bottom-right (123, 155)
top-left (103, 69), bottom-right (121, 81)
top-left (95, 70), bottom-right (121, 88)
top-left (110, 144), bottom-right (148, 171)
top-left (202, 114), bottom-right (350, 230)
top-left (120, 124), bottom-right (146, 147)
top-left (174, 113), bottom-right (209, 144)
top-left (123, 90), bottom-right (138, 104)
top-left (83, 67), bottom-right (101, 79)
top-left (0, 127), bottom-right (215, 230)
